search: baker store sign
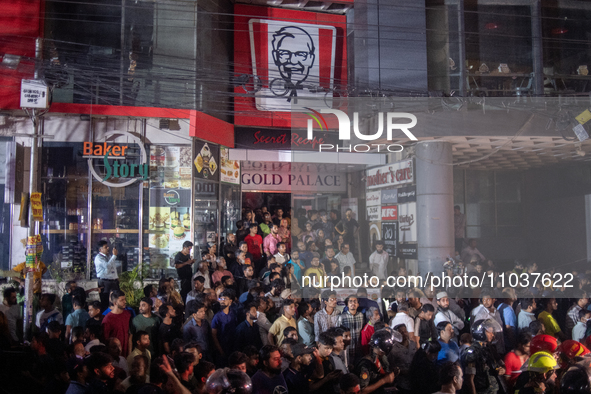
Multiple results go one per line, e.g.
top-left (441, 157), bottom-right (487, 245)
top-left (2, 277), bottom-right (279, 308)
top-left (83, 131), bottom-right (148, 187)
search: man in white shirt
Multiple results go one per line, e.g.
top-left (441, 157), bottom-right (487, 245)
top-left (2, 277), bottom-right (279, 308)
top-left (335, 243), bottom-right (356, 276)
top-left (369, 241), bottom-right (389, 280)
top-left (193, 261), bottom-right (212, 289)
top-left (434, 292), bottom-right (464, 336)
top-left (94, 240), bottom-right (119, 309)
top-left (390, 302), bottom-right (415, 339)
top-left (470, 290), bottom-right (505, 354)
top-left (273, 242), bottom-right (290, 265)
top-left (35, 293), bottom-right (63, 331)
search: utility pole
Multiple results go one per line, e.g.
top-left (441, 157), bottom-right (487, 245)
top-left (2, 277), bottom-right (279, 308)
top-left (21, 37), bottom-right (50, 341)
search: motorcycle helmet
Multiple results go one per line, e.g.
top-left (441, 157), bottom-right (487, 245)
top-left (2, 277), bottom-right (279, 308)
top-left (471, 319), bottom-right (501, 342)
top-left (369, 329), bottom-right (398, 354)
top-left (561, 362), bottom-right (591, 394)
top-left (205, 368), bottom-right (252, 394)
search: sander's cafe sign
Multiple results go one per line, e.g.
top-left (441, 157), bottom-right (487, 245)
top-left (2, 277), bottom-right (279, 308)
top-left (83, 131), bottom-right (149, 187)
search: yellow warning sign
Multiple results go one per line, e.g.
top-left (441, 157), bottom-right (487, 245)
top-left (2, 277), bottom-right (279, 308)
top-left (575, 109), bottom-right (591, 125)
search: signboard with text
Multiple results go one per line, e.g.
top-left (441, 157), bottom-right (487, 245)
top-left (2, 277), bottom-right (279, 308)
top-left (367, 206), bottom-right (380, 221)
top-left (241, 169), bottom-right (346, 193)
top-left (366, 159), bottom-right (413, 189)
top-left (366, 191), bottom-right (381, 206)
top-left (220, 147), bottom-right (240, 184)
top-left (398, 202), bottom-right (417, 243)
top-left (381, 188), bottom-right (398, 204)
top-left (235, 127), bottom-right (338, 151)
top-left (381, 205), bottom-right (398, 221)
top-left (398, 243), bottom-right (418, 259)
top-left (382, 222), bottom-right (398, 256)
top-left (397, 185), bottom-right (416, 203)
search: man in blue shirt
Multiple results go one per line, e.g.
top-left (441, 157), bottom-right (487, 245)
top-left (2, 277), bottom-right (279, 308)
top-left (65, 296), bottom-right (90, 343)
top-left (183, 301), bottom-right (211, 361)
top-left (436, 321), bottom-right (460, 365)
top-left (498, 290), bottom-right (517, 351)
top-left (235, 302), bottom-right (263, 350)
top-left (211, 289), bottom-right (238, 365)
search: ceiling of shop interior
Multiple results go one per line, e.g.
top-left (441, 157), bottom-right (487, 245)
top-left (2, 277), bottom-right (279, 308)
top-left (234, 0), bottom-right (352, 13)
top-left (394, 136), bottom-right (591, 171)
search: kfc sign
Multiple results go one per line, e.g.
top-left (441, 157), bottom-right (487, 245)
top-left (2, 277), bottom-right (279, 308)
top-left (249, 19), bottom-right (337, 111)
top-left (381, 206), bottom-right (398, 221)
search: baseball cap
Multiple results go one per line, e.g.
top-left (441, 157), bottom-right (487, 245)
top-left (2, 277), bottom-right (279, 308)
top-left (292, 343), bottom-right (314, 358)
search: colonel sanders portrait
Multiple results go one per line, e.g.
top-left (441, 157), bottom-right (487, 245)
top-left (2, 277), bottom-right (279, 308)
top-left (271, 26), bottom-right (316, 99)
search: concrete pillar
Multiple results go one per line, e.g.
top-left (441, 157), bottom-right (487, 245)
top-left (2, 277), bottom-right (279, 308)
top-left (416, 141), bottom-right (454, 277)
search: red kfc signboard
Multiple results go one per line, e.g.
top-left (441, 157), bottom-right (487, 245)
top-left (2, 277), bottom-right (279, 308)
top-left (234, 5), bottom-right (347, 128)
top-left (381, 205), bottom-right (398, 221)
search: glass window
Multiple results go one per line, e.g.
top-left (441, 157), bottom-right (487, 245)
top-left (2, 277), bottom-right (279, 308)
top-left (466, 170), bottom-right (495, 226)
top-left (456, 169), bottom-right (522, 238)
top-left (496, 171), bottom-right (521, 226)
top-left (0, 139), bottom-right (13, 271)
top-left (542, 5), bottom-right (591, 94)
top-left (144, 145), bottom-right (192, 279)
top-left (41, 142), bottom-right (90, 280)
top-left (90, 183), bottom-right (140, 279)
top-left (194, 180), bottom-right (219, 257)
top-left (221, 183), bottom-right (240, 238)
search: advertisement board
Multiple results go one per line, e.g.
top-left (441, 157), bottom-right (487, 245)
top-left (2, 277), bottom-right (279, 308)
top-left (366, 191), bottom-right (381, 206)
top-left (220, 147), bottom-right (240, 184)
top-left (367, 206), bottom-right (380, 221)
top-left (398, 202), bottom-right (417, 243)
top-left (366, 159), bottom-right (413, 190)
top-left (381, 222), bottom-right (398, 256)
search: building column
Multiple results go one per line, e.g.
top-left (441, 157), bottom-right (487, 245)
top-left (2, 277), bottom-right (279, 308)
top-left (416, 141), bottom-right (454, 277)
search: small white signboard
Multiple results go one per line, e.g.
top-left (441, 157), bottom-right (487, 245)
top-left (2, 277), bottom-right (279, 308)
top-left (21, 79), bottom-right (49, 109)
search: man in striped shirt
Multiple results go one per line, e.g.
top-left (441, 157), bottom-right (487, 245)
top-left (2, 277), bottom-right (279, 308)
top-left (314, 290), bottom-right (340, 342)
top-left (338, 295), bottom-right (364, 364)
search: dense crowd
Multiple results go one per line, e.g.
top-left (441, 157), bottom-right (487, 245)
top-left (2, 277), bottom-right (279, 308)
top-left (1, 206), bottom-right (591, 394)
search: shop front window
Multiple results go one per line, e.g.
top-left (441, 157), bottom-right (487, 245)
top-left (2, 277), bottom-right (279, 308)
top-left (41, 142), bottom-right (90, 280)
top-left (221, 183), bottom-right (240, 239)
top-left (0, 139), bottom-right (14, 271)
top-left (90, 183), bottom-right (140, 279)
top-left (144, 145), bottom-right (192, 279)
top-left (194, 180), bottom-right (218, 257)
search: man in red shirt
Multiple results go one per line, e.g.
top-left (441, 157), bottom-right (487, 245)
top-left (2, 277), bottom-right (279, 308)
top-left (244, 225), bottom-right (263, 271)
top-left (102, 290), bottom-right (132, 357)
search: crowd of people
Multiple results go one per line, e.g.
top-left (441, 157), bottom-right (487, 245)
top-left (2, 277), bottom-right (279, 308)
top-left (1, 206), bottom-right (591, 394)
